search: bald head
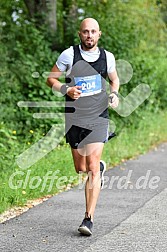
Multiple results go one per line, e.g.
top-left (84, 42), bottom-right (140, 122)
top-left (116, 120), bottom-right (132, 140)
top-left (79, 18), bottom-right (100, 32)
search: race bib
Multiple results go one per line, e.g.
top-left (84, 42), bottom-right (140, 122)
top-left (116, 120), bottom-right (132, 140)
top-left (74, 74), bottom-right (102, 97)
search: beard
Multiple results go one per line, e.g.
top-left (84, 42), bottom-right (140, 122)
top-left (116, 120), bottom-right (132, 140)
top-left (81, 40), bottom-right (96, 49)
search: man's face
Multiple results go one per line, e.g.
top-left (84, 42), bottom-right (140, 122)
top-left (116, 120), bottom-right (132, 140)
top-left (78, 20), bottom-right (101, 50)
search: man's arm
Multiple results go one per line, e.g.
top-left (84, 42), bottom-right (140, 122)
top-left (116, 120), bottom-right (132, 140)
top-left (47, 64), bottom-right (81, 99)
top-left (47, 64), bottom-right (64, 91)
top-left (108, 70), bottom-right (120, 108)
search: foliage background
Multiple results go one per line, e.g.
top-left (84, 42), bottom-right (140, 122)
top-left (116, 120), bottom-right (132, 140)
top-left (0, 0), bottom-right (167, 212)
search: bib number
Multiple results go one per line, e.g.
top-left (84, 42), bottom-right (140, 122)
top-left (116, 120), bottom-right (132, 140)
top-left (74, 74), bottom-right (102, 97)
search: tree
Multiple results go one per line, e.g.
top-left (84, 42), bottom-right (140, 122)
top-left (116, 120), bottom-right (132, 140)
top-left (24, 0), bottom-right (57, 32)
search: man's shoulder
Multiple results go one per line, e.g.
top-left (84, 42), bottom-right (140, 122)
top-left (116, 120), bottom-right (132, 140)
top-left (98, 47), bottom-right (115, 58)
top-left (60, 46), bottom-right (74, 56)
top-left (103, 49), bottom-right (114, 57)
top-left (102, 49), bottom-right (115, 63)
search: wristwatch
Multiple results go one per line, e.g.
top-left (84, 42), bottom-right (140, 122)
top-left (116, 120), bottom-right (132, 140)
top-left (60, 84), bottom-right (69, 95)
top-left (109, 91), bottom-right (119, 104)
top-left (111, 91), bottom-right (119, 97)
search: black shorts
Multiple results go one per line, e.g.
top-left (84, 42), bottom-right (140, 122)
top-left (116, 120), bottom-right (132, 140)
top-left (66, 123), bottom-right (109, 149)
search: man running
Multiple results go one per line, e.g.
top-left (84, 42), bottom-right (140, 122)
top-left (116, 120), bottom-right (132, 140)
top-left (47, 17), bottom-right (119, 236)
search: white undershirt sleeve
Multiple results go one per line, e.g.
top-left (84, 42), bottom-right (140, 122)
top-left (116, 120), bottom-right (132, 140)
top-left (56, 46), bottom-right (74, 72)
top-left (105, 50), bottom-right (116, 73)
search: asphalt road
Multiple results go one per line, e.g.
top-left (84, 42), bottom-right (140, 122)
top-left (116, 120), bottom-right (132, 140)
top-left (0, 143), bottom-right (167, 252)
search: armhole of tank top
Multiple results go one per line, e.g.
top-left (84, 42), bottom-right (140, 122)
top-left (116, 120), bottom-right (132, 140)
top-left (72, 45), bottom-right (76, 65)
top-left (73, 45), bottom-right (81, 65)
top-left (99, 48), bottom-right (106, 60)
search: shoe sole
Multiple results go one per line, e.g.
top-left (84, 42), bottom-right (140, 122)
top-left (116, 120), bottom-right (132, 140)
top-left (100, 160), bottom-right (106, 189)
top-left (78, 226), bottom-right (92, 236)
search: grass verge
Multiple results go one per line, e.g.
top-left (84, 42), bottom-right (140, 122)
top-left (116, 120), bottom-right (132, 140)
top-left (0, 110), bottom-right (167, 214)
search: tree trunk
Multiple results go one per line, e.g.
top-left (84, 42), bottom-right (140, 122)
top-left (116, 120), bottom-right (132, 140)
top-left (47, 0), bottom-right (57, 32)
top-left (62, 0), bottom-right (78, 46)
top-left (24, 0), bottom-right (57, 32)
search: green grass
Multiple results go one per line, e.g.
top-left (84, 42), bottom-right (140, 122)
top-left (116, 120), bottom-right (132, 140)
top-left (0, 110), bottom-right (167, 214)
top-left (102, 110), bottom-right (167, 166)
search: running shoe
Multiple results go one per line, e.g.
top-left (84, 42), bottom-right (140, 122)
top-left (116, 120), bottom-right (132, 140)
top-left (100, 160), bottom-right (106, 189)
top-left (78, 217), bottom-right (93, 236)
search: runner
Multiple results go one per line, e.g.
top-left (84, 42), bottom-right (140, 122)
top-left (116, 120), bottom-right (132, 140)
top-left (47, 17), bottom-right (119, 236)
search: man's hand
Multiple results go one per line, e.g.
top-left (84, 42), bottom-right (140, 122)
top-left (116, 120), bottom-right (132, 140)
top-left (67, 86), bottom-right (82, 99)
top-left (109, 93), bottom-right (119, 108)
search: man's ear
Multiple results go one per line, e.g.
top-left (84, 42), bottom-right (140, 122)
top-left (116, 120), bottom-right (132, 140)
top-left (99, 31), bottom-right (102, 38)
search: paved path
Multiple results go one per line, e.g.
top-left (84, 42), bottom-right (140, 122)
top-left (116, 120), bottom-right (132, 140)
top-left (0, 143), bottom-right (167, 252)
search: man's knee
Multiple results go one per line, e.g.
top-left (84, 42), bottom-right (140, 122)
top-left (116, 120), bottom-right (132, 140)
top-left (87, 161), bottom-right (100, 179)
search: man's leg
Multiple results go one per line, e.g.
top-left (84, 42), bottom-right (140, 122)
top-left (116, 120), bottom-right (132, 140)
top-left (71, 142), bottom-right (104, 236)
top-left (71, 147), bottom-right (87, 173)
top-left (85, 142), bottom-right (104, 221)
top-left (71, 148), bottom-right (90, 214)
top-left (71, 143), bottom-right (104, 220)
